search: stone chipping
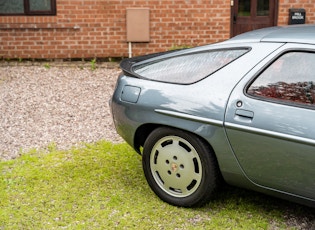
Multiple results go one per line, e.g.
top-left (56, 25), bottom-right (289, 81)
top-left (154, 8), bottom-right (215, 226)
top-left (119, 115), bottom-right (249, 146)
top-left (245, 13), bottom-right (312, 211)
top-left (0, 62), bottom-right (123, 160)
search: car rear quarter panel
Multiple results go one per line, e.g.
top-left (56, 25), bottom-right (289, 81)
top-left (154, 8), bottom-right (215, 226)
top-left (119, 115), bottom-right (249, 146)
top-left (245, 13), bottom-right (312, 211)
top-left (111, 42), bottom-right (284, 182)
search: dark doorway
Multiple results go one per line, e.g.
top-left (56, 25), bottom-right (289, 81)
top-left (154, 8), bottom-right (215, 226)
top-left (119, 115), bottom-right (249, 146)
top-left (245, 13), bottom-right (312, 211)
top-left (231, 0), bottom-right (278, 37)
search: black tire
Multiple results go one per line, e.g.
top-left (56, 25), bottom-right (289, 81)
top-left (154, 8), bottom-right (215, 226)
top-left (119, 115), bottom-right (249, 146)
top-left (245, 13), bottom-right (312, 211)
top-left (142, 127), bottom-right (220, 207)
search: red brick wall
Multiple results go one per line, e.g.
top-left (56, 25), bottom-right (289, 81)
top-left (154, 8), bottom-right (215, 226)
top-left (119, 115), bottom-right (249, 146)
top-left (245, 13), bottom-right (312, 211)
top-left (278, 0), bottom-right (315, 25)
top-left (0, 0), bottom-right (314, 60)
top-left (0, 0), bottom-right (230, 59)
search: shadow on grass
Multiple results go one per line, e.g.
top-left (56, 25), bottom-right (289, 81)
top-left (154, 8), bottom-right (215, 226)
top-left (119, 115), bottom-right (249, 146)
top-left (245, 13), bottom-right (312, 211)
top-left (114, 142), bottom-right (315, 229)
top-left (117, 151), bottom-right (315, 228)
top-left (201, 184), bottom-right (315, 229)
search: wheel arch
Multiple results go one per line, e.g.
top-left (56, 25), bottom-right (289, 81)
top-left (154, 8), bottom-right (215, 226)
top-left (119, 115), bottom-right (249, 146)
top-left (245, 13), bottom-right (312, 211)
top-left (134, 124), bottom-right (219, 164)
top-left (133, 123), bottom-right (160, 154)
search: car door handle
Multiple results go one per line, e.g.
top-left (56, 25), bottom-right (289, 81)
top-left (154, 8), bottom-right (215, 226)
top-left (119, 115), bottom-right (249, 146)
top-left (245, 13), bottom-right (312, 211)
top-left (234, 109), bottom-right (254, 123)
top-left (235, 109), bottom-right (254, 118)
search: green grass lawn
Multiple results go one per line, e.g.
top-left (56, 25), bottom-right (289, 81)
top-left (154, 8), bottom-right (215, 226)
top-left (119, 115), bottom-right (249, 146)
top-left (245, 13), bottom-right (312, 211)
top-left (0, 141), bottom-right (314, 229)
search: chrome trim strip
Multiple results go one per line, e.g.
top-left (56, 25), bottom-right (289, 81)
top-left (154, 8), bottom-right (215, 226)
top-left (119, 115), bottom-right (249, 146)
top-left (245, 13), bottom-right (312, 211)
top-left (155, 109), bottom-right (223, 126)
top-left (225, 122), bottom-right (315, 146)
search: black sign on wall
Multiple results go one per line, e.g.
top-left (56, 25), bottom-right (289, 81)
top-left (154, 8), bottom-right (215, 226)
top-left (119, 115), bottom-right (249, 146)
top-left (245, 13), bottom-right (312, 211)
top-left (289, 8), bottom-right (306, 25)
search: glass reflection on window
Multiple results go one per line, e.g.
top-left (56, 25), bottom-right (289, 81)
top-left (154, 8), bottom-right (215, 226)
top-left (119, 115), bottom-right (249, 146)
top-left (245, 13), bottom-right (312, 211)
top-left (29, 0), bottom-right (51, 11)
top-left (248, 52), bottom-right (315, 106)
top-left (257, 0), bottom-right (269, 16)
top-left (0, 0), bottom-right (24, 14)
top-left (134, 49), bottom-right (248, 84)
top-left (238, 0), bottom-right (250, 16)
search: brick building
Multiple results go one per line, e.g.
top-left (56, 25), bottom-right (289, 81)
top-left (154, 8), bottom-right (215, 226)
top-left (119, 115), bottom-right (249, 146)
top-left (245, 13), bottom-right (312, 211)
top-left (0, 0), bottom-right (314, 60)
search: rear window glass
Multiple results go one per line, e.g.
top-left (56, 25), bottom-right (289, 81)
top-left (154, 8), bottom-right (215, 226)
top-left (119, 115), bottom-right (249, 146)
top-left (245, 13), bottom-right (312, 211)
top-left (133, 49), bottom-right (248, 84)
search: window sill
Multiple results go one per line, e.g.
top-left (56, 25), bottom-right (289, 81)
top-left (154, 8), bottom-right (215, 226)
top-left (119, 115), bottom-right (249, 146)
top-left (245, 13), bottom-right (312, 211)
top-left (0, 23), bottom-right (80, 30)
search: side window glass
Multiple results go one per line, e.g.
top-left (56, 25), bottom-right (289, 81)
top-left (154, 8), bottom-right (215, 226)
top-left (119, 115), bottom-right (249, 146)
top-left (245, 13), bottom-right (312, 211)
top-left (247, 52), bottom-right (315, 106)
top-left (0, 0), bottom-right (56, 15)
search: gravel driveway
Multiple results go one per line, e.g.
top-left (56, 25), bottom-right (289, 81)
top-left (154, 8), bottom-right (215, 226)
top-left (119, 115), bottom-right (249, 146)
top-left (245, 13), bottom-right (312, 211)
top-left (0, 62), bottom-right (123, 160)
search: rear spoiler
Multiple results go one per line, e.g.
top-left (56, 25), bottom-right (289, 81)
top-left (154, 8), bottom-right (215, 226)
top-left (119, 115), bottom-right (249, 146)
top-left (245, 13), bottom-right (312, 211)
top-left (119, 50), bottom-right (181, 77)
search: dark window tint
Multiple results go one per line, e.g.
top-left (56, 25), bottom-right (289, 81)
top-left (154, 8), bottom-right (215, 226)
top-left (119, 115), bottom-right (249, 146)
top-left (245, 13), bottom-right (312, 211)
top-left (238, 0), bottom-right (250, 16)
top-left (248, 52), bottom-right (315, 106)
top-left (133, 49), bottom-right (248, 84)
top-left (257, 0), bottom-right (269, 16)
top-left (0, 0), bottom-right (56, 15)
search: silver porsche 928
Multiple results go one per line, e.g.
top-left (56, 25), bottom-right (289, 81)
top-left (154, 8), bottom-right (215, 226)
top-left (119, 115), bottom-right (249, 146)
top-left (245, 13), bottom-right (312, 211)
top-left (110, 24), bottom-right (315, 208)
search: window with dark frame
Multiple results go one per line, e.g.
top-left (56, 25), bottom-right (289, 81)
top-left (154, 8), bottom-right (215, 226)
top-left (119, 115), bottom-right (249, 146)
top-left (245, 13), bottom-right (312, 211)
top-left (247, 52), bottom-right (315, 106)
top-left (0, 0), bottom-right (56, 16)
